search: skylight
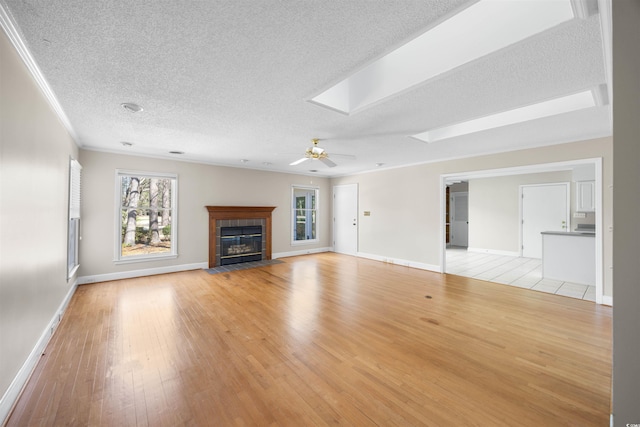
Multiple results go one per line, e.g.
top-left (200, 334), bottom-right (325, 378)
top-left (412, 90), bottom-right (597, 143)
top-left (310, 0), bottom-right (576, 114)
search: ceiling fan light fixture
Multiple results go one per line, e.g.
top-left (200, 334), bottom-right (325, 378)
top-left (291, 138), bottom-right (337, 168)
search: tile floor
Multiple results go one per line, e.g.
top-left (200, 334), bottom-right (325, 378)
top-left (445, 246), bottom-right (596, 302)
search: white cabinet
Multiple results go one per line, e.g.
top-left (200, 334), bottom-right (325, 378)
top-left (576, 181), bottom-right (595, 212)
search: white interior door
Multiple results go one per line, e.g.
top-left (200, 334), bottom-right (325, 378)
top-left (450, 192), bottom-right (469, 247)
top-left (333, 184), bottom-right (358, 255)
top-left (521, 183), bottom-right (569, 258)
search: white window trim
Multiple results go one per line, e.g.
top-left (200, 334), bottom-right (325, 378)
top-left (67, 158), bottom-right (82, 279)
top-left (291, 185), bottom-right (319, 245)
top-left (114, 169), bottom-right (178, 264)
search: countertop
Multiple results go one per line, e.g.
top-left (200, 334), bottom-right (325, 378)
top-left (541, 231), bottom-right (595, 237)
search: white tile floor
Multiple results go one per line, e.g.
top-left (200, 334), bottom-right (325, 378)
top-left (445, 246), bottom-right (596, 302)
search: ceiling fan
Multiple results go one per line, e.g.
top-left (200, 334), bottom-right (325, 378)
top-left (289, 138), bottom-right (338, 168)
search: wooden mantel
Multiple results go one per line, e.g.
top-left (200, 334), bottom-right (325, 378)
top-left (206, 206), bottom-right (276, 268)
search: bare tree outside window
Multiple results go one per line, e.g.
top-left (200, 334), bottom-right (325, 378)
top-left (149, 178), bottom-right (160, 244)
top-left (123, 176), bottom-right (140, 246)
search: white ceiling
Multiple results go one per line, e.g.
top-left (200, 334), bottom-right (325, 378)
top-left (1, 0), bottom-right (611, 177)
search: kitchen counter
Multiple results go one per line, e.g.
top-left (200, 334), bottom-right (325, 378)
top-left (541, 231), bottom-right (595, 237)
top-left (542, 231), bottom-right (595, 286)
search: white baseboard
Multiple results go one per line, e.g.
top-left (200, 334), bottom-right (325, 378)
top-left (356, 252), bottom-right (440, 273)
top-left (0, 278), bottom-right (78, 425)
top-left (467, 247), bottom-right (521, 257)
top-left (78, 262), bottom-right (208, 284)
top-left (273, 247), bottom-right (332, 259)
top-left (601, 295), bottom-right (613, 306)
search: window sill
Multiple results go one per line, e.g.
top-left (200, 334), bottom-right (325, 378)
top-left (291, 239), bottom-right (319, 246)
top-left (114, 253), bottom-right (178, 265)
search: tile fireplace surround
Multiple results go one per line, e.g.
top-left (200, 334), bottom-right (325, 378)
top-left (205, 206), bottom-right (276, 268)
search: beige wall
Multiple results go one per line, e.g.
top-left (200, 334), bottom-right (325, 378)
top-left (468, 171), bottom-right (572, 253)
top-left (78, 150), bottom-right (331, 277)
top-left (0, 30), bottom-right (79, 404)
top-left (331, 136), bottom-right (613, 295)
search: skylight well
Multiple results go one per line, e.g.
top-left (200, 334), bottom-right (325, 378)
top-left (411, 90), bottom-right (598, 143)
top-left (310, 0), bottom-right (577, 115)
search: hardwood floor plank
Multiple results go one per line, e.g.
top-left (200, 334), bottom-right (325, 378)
top-left (5, 253), bottom-right (612, 426)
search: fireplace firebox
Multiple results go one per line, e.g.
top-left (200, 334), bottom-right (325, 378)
top-left (220, 226), bottom-right (263, 265)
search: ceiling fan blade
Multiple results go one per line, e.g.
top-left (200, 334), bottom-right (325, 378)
top-left (289, 157), bottom-right (309, 166)
top-left (319, 157), bottom-right (337, 168)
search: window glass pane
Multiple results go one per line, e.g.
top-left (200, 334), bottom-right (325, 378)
top-left (158, 179), bottom-right (172, 209)
top-left (118, 172), bottom-right (176, 260)
top-left (67, 218), bottom-right (79, 276)
top-left (295, 215), bottom-right (307, 240)
top-left (292, 187), bottom-right (318, 242)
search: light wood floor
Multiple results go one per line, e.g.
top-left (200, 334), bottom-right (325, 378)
top-left (6, 253), bottom-right (612, 426)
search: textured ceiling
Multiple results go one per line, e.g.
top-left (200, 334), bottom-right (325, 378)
top-left (1, 0), bottom-right (610, 177)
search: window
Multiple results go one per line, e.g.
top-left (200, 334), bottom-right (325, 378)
top-left (292, 186), bottom-right (318, 244)
top-left (115, 170), bottom-right (177, 262)
top-left (67, 158), bottom-right (82, 278)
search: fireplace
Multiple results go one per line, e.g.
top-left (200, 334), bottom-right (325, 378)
top-left (220, 225), bottom-right (263, 265)
top-left (206, 206), bottom-right (276, 268)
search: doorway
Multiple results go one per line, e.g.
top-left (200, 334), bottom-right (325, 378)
top-left (520, 183), bottom-right (570, 258)
top-left (450, 191), bottom-right (469, 248)
top-left (333, 184), bottom-right (358, 256)
top-left (440, 158), bottom-right (604, 304)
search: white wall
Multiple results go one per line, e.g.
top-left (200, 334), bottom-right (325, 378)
top-left (78, 150), bottom-right (331, 279)
top-left (331, 136), bottom-right (613, 296)
top-left (612, 0), bottom-right (640, 423)
top-left (0, 29), bottom-right (79, 418)
top-left (467, 171), bottom-right (572, 254)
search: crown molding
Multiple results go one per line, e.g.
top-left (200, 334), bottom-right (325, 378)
top-left (0, 4), bottom-right (80, 144)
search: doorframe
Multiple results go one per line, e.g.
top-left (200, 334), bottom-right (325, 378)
top-left (439, 157), bottom-right (604, 304)
top-left (332, 183), bottom-right (359, 255)
top-left (519, 182), bottom-right (571, 258)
